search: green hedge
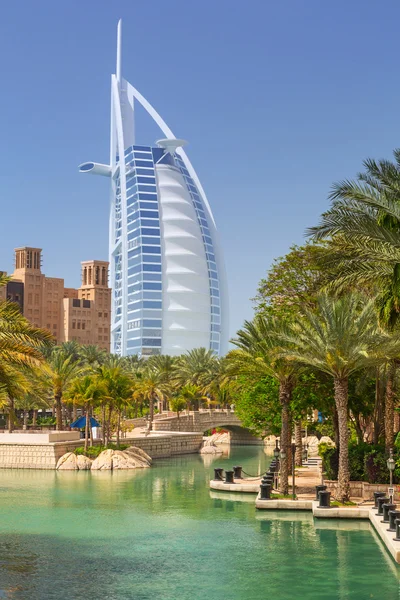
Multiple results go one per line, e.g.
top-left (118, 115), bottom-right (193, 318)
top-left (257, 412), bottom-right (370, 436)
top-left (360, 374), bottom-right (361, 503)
top-left (74, 443), bottom-right (129, 459)
top-left (318, 442), bottom-right (400, 484)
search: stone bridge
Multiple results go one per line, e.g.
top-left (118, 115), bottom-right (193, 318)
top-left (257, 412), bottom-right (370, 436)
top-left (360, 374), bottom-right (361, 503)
top-left (151, 410), bottom-right (262, 445)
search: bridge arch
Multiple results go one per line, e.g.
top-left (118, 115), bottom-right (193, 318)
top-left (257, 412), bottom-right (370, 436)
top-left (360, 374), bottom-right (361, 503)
top-left (152, 411), bottom-right (262, 445)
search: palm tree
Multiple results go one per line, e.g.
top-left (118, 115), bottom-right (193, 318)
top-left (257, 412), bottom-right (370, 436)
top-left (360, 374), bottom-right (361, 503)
top-left (173, 348), bottom-right (219, 397)
top-left (178, 384), bottom-right (207, 413)
top-left (279, 294), bottom-right (393, 502)
top-left (229, 317), bottom-right (299, 495)
top-left (133, 369), bottom-right (167, 431)
top-left (96, 361), bottom-right (133, 446)
top-left (147, 355), bottom-right (176, 412)
top-left (79, 344), bottom-right (107, 368)
top-left (66, 375), bottom-right (107, 452)
top-left (0, 299), bottom-right (53, 370)
top-left (0, 293), bottom-right (52, 431)
top-left (46, 350), bottom-right (84, 430)
top-left (309, 150), bottom-right (400, 450)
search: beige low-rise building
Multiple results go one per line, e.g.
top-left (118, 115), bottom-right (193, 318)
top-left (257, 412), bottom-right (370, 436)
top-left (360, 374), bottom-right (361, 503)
top-left (1, 247), bottom-right (111, 350)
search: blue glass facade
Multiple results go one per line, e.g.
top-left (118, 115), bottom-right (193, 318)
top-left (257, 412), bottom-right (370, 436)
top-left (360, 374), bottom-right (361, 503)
top-left (112, 145), bottom-right (164, 356)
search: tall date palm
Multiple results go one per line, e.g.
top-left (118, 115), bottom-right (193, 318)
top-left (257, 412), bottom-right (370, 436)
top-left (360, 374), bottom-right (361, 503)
top-left (279, 294), bottom-right (392, 502)
top-left (229, 317), bottom-right (299, 495)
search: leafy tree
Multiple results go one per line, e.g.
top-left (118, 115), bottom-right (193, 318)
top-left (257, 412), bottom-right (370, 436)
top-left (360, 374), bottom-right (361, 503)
top-left (253, 242), bottom-right (325, 319)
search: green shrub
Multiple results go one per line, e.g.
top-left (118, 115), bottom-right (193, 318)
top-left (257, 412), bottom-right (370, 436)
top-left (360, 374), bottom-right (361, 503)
top-left (74, 443), bottom-right (129, 459)
top-left (320, 441), bottom-right (400, 484)
top-left (364, 446), bottom-right (389, 484)
top-left (36, 416), bottom-right (56, 426)
top-left (318, 442), bottom-right (338, 480)
top-left (348, 443), bottom-right (370, 481)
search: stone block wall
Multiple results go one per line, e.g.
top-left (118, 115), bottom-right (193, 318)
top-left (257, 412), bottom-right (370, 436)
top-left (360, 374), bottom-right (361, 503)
top-left (325, 480), bottom-right (400, 501)
top-left (125, 433), bottom-right (203, 459)
top-left (0, 441), bottom-right (82, 469)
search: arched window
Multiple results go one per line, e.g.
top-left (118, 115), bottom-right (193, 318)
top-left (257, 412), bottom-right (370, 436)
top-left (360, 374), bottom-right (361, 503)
top-left (95, 266), bottom-right (100, 285)
top-left (83, 267), bottom-right (87, 286)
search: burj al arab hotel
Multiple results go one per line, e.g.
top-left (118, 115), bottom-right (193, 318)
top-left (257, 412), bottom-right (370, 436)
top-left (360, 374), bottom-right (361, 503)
top-left (79, 20), bottom-right (228, 357)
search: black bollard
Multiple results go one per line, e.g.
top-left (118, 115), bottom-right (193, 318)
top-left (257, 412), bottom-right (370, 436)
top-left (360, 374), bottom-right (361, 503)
top-left (233, 466), bottom-right (242, 479)
top-left (214, 468), bottom-right (224, 481)
top-left (264, 474), bottom-right (274, 486)
top-left (224, 470), bottom-right (234, 484)
top-left (377, 497), bottom-right (389, 516)
top-left (374, 491), bottom-right (386, 508)
top-left (388, 510), bottom-right (400, 532)
top-left (318, 490), bottom-right (331, 508)
top-left (382, 503), bottom-right (396, 523)
top-left (394, 518), bottom-right (400, 542)
top-left (315, 485), bottom-right (327, 501)
top-left (260, 483), bottom-right (272, 500)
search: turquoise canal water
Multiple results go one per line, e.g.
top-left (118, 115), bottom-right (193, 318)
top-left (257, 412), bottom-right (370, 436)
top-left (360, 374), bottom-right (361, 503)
top-left (0, 446), bottom-right (399, 600)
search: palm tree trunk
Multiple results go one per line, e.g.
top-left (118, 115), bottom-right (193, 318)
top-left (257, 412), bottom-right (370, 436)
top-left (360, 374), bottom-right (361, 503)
top-left (102, 404), bottom-right (106, 446)
top-left (89, 408), bottom-right (93, 447)
top-left (23, 410), bottom-right (28, 430)
top-left (106, 405), bottom-right (113, 445)
top-left (84, 403), bottom-right (89, 453)
top-left (295, 421), bottom-right (302, 466)
top-left (116, 410), bottom-right (121, 448)
top-left (333, 405), bottom-right (340, 449)
top-left (373, 368), bottom-right (384, 445)
top-left (32, 409), bottom-right (37, 428)
top-left (72, 405), bottom-right (78, 422)
top-left (279, 382), bottom-right (291, 496)
top-left (8, 398), bottom-right (15, 433)
top-left (334, 376), bottom-right (350, 502)
top-left (148, 394), bottom-right (154, 431)
top-left (55, 393), bottom-right (63, 431)
top-left (385, 362), bottom-right (396, 452)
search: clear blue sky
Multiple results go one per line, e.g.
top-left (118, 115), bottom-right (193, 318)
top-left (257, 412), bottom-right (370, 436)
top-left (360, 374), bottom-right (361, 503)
top-left (1, 0), bottom-right (400, 338)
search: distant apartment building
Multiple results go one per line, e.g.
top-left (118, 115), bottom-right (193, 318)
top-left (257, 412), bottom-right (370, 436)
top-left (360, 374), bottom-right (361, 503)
top-left (1, 247), bottom-right (111, 350)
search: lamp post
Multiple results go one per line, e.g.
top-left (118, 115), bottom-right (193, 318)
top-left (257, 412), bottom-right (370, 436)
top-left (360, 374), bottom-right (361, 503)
top-left (387, 448), bottom-right (396, 503)
top-left (274, 439), bottom-right (280, 459)
top-left (291, 442), bottom-right (296, 500)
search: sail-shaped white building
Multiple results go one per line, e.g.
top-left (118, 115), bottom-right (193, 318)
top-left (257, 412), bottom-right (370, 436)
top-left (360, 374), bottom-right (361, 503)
top-left (79, 20), bottom-right (228, 357)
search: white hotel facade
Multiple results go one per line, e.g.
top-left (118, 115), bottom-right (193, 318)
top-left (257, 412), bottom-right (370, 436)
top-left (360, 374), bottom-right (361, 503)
top-left (79, 20), bottom-right (228, 357)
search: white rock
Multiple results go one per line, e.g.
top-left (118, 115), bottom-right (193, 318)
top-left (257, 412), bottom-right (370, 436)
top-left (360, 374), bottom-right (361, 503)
top-left (124, 446), bottom-right (152, 466)
top-left (91, 447), bottom-right (151, 470)
top-left (76, 454), bottom-right (92, 470)
top-left (56, 452), bottom-right (93, 470)
top-left (56, 452), bottom-right (78, 470)
top-left (91, 449), bottom-right (113, 470)
top-left (200, 445), bottom-right (223, 455)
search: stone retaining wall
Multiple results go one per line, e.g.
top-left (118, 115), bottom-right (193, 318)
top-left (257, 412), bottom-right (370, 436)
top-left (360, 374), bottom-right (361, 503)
top-left (0, 441), bottom-right (83, 469)
top-left (0, 433), bottom-right (203, 468)
top-left (124, 433), bottom-right (203, 459)
top-left (325, 479), bottom-right (400, 501)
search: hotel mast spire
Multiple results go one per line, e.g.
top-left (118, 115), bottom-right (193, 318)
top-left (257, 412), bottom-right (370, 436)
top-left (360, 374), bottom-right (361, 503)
top-left (116, 19), bottom-right (122, 84)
